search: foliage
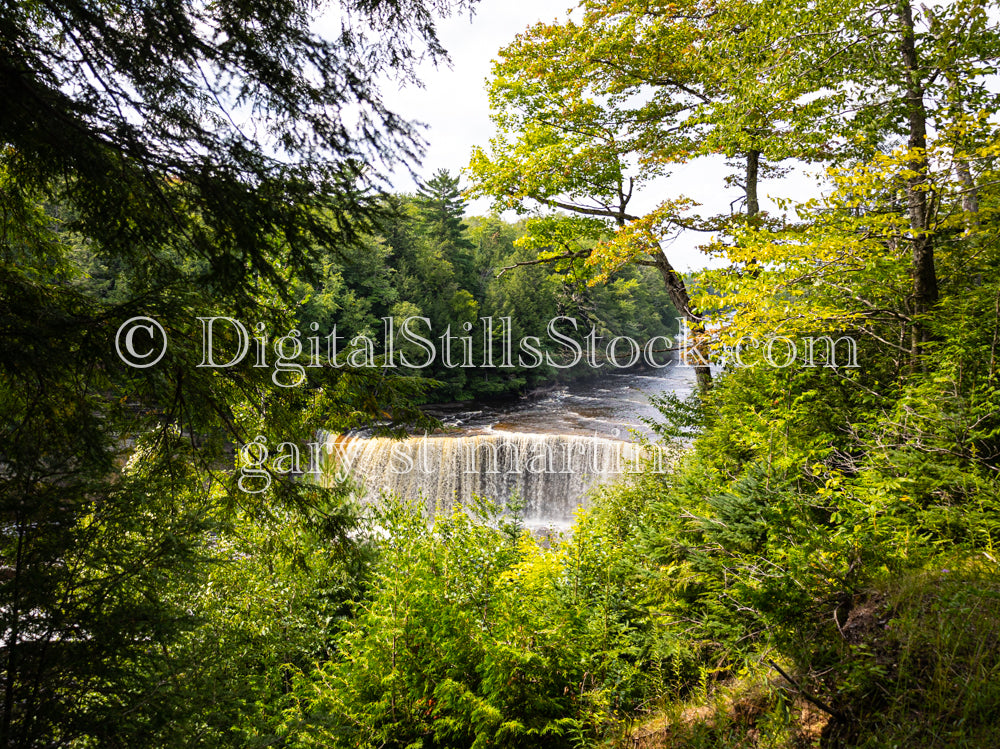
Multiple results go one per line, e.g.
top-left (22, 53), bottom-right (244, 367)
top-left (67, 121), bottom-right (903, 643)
top-left (5, 0), bottom-right (1000, 746)
top-left (275, 492), bottom-right (699, 748)
top-left (1, 0), bottom-right (475, 744)
top-left (290, 183), bottom-right (682, 402)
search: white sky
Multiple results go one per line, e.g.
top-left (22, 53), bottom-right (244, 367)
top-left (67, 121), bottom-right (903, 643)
top-left (376, 0), bottom-right (824, 271)
top-left (383, 0), bottom-right (572, 190)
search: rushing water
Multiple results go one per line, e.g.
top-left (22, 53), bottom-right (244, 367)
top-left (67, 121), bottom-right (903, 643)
top-left (421, 365), bottom-right (696, 440)
top-left (320, 366), bottom-right (696, 530)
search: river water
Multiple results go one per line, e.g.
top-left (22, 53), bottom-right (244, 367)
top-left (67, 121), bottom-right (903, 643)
top-left (422, 366), bottom-right (697, 441)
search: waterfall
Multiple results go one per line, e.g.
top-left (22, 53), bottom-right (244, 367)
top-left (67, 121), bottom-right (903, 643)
top-left (320, 432), bottom-right (645, 528)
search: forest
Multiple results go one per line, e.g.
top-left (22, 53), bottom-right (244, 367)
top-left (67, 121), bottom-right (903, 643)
top-left (2, 0), bottom-right (1000, 747)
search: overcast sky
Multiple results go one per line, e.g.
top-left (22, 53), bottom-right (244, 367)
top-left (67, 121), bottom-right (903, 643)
top-left (377, 0), bottom-right (823, 271)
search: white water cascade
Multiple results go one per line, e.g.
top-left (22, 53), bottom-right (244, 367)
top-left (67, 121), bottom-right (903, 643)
top-left (320, 432), bottom-right (647, 528)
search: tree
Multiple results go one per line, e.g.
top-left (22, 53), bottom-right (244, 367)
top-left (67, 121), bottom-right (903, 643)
top-left (466, 0), bottom-right (800, 392)
top-left (0, 0), bottom-right (480, 290)
top-left (0, 0), bottom-right (474, 744)
top-left (469, 0), bottom-right (1000, 389)
top-left (416, 168), bottom-right (479, 292)
top-left (699, 0), bottom-right (1000, 365)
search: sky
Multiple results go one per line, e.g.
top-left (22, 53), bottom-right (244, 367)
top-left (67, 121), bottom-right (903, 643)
top-left (382, 0), bottom-right (571, 190)
top-left (375, 0), bottom-right (824, 271)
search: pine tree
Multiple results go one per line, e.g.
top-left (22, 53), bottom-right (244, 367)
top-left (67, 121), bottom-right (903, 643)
top-left (416, 169), bottom-right (478, 292)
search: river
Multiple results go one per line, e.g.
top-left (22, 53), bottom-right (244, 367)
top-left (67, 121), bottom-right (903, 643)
top-left (422, 366), bottom-right (697, 440)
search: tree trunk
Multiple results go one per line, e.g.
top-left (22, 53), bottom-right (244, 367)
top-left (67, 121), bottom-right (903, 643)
top-left (745, 149), bottom-right (760, 218)
top-left (953, 156), bottom-right (980, 227)
top-left (946, 76), bottom-right (980, 227)
top-left (651, 252), bottom-right (712, 392)
top-left (897, 0), bottom-right (937, 365)
top-left (928, 7), bottom-right (980, 230)
top-left (606, 184), bottom-right (713, 394)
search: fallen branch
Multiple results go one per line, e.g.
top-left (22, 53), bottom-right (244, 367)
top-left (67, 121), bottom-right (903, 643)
top-left (767, 659), bottom-right (846, 722)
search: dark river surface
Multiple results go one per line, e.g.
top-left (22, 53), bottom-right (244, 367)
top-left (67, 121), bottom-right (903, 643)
top-left (422, 365), bottom-right (698, 441)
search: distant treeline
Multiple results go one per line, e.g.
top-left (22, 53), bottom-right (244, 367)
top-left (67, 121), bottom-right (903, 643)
top-left (74, 169), bottom-right (679, 402)
top-left (292, 170), bottom-right (681, 400)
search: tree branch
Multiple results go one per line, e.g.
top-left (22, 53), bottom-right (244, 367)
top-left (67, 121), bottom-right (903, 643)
top-left (495, 250), bottom-right (590, 277)
top-left (536, 196), bottom-right (640, 221)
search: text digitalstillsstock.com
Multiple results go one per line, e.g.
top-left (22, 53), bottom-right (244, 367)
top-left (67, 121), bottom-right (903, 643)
top-left (116, 315), bottom-right (859, 384)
